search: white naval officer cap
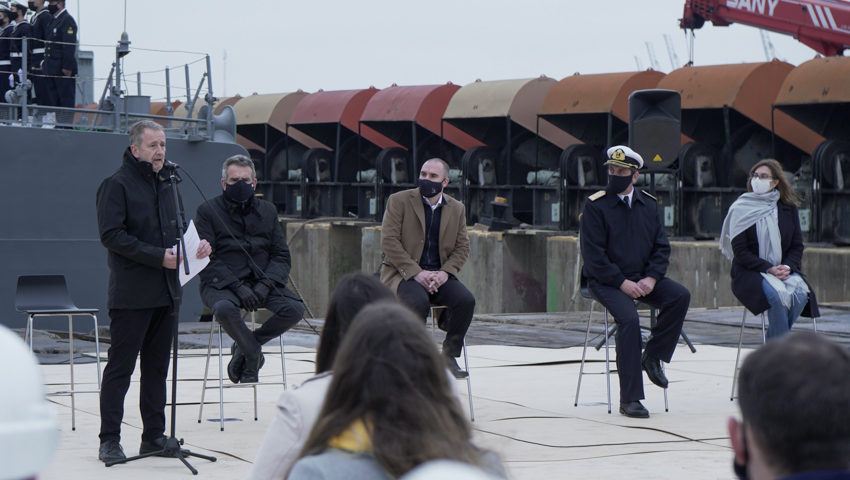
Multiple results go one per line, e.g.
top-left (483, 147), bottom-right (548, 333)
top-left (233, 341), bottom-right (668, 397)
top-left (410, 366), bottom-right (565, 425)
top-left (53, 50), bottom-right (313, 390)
top-left (604, 145), bottom-right (644, 170)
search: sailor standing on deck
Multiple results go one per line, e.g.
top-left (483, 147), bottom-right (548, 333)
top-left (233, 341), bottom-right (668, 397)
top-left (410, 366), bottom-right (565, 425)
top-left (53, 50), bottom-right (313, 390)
top-left (42, 0), bottom-right (75, 125)
top-left (579, 145), bottom-right (690, 418)
top-left (0, 5), bottom-right (14, 113)
top-left (27, 0), bottom-right (52, 111)
top-left (8, 1), bottom-right (31, 108)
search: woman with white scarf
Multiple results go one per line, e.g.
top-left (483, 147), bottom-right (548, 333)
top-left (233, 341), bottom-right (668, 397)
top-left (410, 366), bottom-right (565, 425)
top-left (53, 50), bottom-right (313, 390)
top-left (719, 159), bottom-right (819, 339)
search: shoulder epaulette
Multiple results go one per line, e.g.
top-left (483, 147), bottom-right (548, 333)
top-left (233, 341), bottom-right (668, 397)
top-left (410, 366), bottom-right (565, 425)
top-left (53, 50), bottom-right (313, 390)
top-left (640, 190), bottom-right (657, 201)
top-left (588, 190), bottom-right (606, 202)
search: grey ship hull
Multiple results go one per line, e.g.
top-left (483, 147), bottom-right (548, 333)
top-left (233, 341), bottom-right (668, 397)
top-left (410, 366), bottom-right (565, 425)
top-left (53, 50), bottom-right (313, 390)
top-left (1, 126), bottom-right (248, 331)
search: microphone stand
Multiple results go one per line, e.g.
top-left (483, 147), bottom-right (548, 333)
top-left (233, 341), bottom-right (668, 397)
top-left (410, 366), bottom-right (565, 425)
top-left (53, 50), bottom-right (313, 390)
top-left (106, 166), bottom-right (216, 474)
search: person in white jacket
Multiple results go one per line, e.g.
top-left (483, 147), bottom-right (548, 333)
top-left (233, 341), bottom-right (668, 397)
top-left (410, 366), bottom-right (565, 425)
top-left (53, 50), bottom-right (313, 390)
top-left (247, 273), bottom-right (396, 480)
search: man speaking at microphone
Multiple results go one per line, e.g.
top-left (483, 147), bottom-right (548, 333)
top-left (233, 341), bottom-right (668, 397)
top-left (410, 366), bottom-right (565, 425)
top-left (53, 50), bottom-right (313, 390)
top-left (195, 155), bottom-right (304, 385)
top-left (96, 120), bottom-right (211, 463)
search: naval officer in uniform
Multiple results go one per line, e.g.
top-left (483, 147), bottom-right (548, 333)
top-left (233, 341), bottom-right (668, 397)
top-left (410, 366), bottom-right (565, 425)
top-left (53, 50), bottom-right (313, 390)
top-left (28, 0), bottom-right (53, 110)
top-left (579, 145), bottom-right (690, 418)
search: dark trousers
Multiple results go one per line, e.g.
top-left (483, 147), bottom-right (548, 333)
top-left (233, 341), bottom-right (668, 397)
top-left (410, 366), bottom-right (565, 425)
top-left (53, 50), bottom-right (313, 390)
top-left (99, 306), bottom-right (175, 443)
top-left (31, 68), bottom-right (47, 106)
top-left (589, 277), bottom-right (690, 403)
top-left (396, 276), bottom-right (475, 357)
top-left (0, 72), bottom-right (10, 121)
top-left (44, 73), bottom-right (75, 125)
top-left (211, 288), bottom-right (304, 357)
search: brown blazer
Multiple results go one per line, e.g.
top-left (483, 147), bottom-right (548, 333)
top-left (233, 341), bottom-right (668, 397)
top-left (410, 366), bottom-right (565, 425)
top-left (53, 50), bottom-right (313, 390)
top-left (380, 188), bottom-right (470, 294)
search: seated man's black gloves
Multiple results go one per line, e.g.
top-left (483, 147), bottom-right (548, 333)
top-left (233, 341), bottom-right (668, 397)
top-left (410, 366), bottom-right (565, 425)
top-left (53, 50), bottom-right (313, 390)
top-left (230, 281), bottom-right (260, 312)
top-left (252, 279), bottom-right (274, 303)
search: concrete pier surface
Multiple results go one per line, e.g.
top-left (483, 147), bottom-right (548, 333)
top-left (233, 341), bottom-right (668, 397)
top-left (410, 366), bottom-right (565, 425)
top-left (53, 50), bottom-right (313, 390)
top-left (20, 304), bottom-right (850, 479)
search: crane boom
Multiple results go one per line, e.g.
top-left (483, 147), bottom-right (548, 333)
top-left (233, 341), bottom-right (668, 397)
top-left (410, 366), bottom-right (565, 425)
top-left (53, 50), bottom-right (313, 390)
top-left (680, 0), bottom-right (850, 56)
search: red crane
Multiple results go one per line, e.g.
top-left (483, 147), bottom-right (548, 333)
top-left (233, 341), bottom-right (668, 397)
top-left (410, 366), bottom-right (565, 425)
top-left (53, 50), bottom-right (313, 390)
top-left (680, 0), bottom-right (850, 56)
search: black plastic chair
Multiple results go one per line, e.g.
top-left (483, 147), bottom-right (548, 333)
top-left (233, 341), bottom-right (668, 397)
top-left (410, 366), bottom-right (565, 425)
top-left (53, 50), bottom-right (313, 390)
top-left (15, 274), bottom-right (102, 431)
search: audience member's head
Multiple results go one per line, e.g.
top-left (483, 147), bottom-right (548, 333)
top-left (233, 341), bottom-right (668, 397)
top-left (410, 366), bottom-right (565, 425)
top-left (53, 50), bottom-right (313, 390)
top-left (730, 331), bottom-right (850, 480)
top-left (314, 273), bottom-right (395, 374)
top-left (300, 301), bottom-right (485, 477)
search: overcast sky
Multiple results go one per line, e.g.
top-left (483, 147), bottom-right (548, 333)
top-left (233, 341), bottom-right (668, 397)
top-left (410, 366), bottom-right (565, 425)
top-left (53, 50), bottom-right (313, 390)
top-left (68, 0), bottom-right (826, 104)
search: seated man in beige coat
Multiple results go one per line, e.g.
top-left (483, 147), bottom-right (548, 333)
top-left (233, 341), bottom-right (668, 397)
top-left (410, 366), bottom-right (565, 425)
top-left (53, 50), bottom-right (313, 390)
top-left (381, 158), bottom-right (475, 378)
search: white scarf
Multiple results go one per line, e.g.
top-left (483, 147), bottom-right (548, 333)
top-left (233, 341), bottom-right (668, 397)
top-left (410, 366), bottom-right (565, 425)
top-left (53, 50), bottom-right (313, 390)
top-left (719, 191), bottom-right (808, 308)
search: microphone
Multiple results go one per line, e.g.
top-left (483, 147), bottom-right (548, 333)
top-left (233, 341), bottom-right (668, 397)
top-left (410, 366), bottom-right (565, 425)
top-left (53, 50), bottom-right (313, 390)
top-left (161, 160), bottom-right (180, 171)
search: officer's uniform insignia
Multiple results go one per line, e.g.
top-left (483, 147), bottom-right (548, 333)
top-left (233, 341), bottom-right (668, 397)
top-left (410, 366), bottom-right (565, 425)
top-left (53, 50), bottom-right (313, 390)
top-left (588, 190), bottom-right (606, 201)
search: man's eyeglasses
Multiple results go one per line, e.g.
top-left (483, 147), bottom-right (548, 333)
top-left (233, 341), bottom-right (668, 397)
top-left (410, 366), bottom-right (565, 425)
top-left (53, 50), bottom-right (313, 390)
top-left (751, 173), bottom-right (774, 181)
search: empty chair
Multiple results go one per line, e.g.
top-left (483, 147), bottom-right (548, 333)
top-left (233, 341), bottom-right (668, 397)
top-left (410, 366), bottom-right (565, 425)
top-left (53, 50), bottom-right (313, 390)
top-left (16, 274), bottom-right (102, 431)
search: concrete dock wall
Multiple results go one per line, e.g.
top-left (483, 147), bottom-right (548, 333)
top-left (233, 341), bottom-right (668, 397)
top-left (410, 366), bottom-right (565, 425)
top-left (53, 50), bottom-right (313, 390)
top-left (285, 221), bottom-right (368, 318)
top-left (281, 219), bottom-right (850, 317)
top-left (802, 247), bottom-right (850, 305)
top-left (460, 230), bottom-right (552, 314)
top-left (544, 237), bottom-right (848, 312)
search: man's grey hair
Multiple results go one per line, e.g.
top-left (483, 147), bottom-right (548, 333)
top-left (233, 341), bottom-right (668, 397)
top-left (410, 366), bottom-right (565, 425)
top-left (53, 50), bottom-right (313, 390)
top-left (222, 155), bottom-right (256, 180)
top-left (422, 158), bottom-right (450, 179)
top-left (128, 120), bottom-right (164, 148)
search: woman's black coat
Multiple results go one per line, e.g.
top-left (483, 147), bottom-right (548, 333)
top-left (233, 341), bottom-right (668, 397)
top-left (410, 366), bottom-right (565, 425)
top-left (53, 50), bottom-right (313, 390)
top-left (730, 201), bottom-right (819, 318)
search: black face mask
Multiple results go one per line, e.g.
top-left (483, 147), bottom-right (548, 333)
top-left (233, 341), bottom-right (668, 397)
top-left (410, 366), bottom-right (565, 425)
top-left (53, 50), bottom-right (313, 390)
top-left (6, 11), bottom-right (17, 21)
top-left (47, 3), bottom-right (58, 14)
top-left (417, 178), bottom-right (443, 198)
top-left (225, 180), bottom-right (254, 203)
top-left (28, 2), bottom-right (36, 10)
top-left (607, 173), bottom-right (634, 195)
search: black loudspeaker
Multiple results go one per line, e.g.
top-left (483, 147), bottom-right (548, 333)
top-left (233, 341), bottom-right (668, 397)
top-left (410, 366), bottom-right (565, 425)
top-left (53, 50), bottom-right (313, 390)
top-left (628, 90), bottom-right (681, 169)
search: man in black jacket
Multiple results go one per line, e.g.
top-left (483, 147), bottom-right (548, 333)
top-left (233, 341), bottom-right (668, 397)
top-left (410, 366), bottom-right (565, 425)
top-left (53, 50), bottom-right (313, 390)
top-left (195, 155), bottom-right (304, 384)
top-left (580, 145), bottom-right (690, 419)
top-left (730, 332), bottom-right (850, 480)
top-left (95, 120), bottom-right (212, 463)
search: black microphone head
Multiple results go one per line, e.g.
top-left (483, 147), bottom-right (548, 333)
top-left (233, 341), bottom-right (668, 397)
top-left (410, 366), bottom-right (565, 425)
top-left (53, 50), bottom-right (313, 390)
top-left (162, 160), bottom-right (180, 171)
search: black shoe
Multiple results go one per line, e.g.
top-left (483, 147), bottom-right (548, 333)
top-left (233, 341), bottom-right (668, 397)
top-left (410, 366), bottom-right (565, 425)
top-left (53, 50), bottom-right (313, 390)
top-left (240, 350), bottom-right (265, 383)
top-left (619, 401), bottom-right (650, 418)
top-left (228, 343), bottom-right (245, 384)
top-left (139, 436), bottom-right (190, 457)
top-left (445, 355), bottom-right (469, 379)
top-left (641, 351), bottom-right (669, 388)
top-left (99, 440), bottom-right (126, 463)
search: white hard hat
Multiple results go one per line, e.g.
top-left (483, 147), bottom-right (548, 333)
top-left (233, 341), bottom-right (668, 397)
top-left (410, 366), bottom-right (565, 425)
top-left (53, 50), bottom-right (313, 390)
top-left (0, 325), bottom-right (60, 480)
